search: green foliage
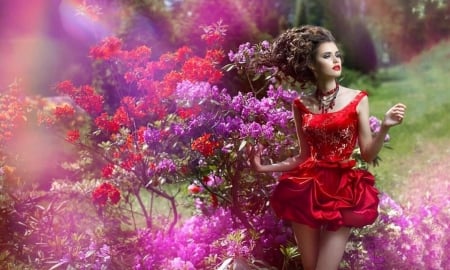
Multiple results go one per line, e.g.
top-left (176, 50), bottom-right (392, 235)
top-left (339, 68), bottom-right (381, 90)
top-left (360, 40), bottom-right (450, 195)
top-left (279, 243), bottom-right (302, 270)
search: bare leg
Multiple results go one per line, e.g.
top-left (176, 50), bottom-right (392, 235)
top-left (315, 226), bottom-right (351, 270)
top-left (291, 222), bottom-right (320, 270)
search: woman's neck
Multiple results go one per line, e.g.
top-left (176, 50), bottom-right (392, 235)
top-left (316, 79), bottom-right (337, 94)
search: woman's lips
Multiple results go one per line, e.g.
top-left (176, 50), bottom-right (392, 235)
top-left (332, 65), bottom-right (341, 71)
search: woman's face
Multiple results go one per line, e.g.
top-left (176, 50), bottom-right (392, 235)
top-left (310, 42), bottom-right (342, 80)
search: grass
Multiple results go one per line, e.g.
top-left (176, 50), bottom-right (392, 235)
top-left (349, 40), bottom-right (450, 199)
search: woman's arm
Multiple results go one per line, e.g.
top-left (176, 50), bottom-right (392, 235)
top-left (357, 96), bottom-right (406, 162)
top-left (248, 102), bottom-right (310, 173)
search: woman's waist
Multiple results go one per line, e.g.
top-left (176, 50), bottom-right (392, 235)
top-left (301, 157), bottom-right (356, 169)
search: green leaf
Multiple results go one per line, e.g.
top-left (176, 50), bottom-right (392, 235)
top-left (252, 73), bottom-right (262, 81)
top-left (238, 140), bottom-right (247, 152)
top-left (48, 261), bottom-right (68, 270)
top-left (98, 141), bottom-right (112, 150)
top-left (84, 250), bottom-right (96, 259)
top-left (222, 64), bottom-right (236, 72)
top-left (217, 257), bottom-right (233, 270)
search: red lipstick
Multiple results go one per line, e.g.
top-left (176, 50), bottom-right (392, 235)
top-left (332, 65), bottom-right (341, 71)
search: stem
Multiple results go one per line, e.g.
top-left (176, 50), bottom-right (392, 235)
top-left (198, 174), bottom-right (231, 204)
top-left (245, 72), bottom-right (256, 94)
top-left (144, 185), bottom-right (179, 231)
top-left (128, 200), bottom-right (138, 231)
top-left (133, 189), bottom-right (151, 228)
top-left (228, 162), bottom-right (253, 230)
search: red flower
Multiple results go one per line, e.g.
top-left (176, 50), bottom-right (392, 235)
top-left (89, 37), bottom-right (122, 60)
top-left (175, 46), bottom-right (193, 63)
top-left (74, 85), bottom-right (104, 115)
top-left (205, 49), bottom-right (225, 63)
top-left (56, 82), bottom-right (104, 115)
top-left (210, 194), bottom-right (218, 208)
top-left (92, 187), bottom-right (108, 206)
top-left (54, 104), bottom-right (75, 119)
top-left (123, 45), bottom-right (152, 65)
top-left (120, 153), bottom-right (142, 172)
top-left (113, 106), bottom-right (131, 127)
top-left (177, 105), bottom-right (201, 119)
top-left (121, 97), bottom-right (146, 119)
top-left (201, 20), bottom-right (227, 47)
top-left (182, 57), bottom-right (223, 84)
top-left (95, 113), bottom-right (120, 133)
top-left (108, 188), bottom-right (120, 204)
top-left (188, 184), bottom-right (202, 194)
top-left (160, 71), bottom-right (183, 98)
top-left (101, 164), bottom-right (115, 178)
top-left (55, 80), bottom-right (76, 95)
top-left (191, 133), bottom-right (220, 157)
top-left (92, 182), bottom-right (121, 206)
top-left (66, 129), bottom-right (80, 143)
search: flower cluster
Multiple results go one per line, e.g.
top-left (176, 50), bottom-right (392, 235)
top-left (65, 129), bottom-right (80, 143)
top-left (55, 81), bottom-right (104, 116)
top-left (89, 36), bottom-right (123, 60)
top-left (0, 81), bottom-right (31, 148)
top-left (53, 104), bottom-right (75, 119)
top-left (133, 208), bottom-right (293, 269)
top-left (191, 133), bottom-right (220, 157)
top-left (342, 190), bottom-right (450, 269)
top-left (369, 115), bottom-right (390, 142)
top-left (147, 158), bottom-right (177, 178)
top-left (92, 182), bottom-right (121, 206)
top-left (200, 20), bottom-right (227, 47)
top-left (226, 40), bottom-right (278, 90)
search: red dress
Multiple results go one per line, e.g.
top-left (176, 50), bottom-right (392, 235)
top-left (270, 91), bottom-right (379, 231)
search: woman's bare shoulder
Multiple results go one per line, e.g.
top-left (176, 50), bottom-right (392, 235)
top-left (339, 86), bottom-right (361, 95)
top-left (339, 86), bottom-right (366, 100)
top-left (297, 91), bottom-right (316, 112)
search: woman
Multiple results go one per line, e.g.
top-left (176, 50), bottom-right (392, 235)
top-left (248, 25), bottom-right (406, 270)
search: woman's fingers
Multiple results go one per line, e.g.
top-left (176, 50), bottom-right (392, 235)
top-left (385, 103), bottom-right (407, 126)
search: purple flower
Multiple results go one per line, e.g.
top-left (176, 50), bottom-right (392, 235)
top-left (157, 158), bottom-right (176, 174)
top-left (204, 174), bottom-right (223, 187)
top-left (261, 40), bottom-right (270, 49)
top-left (215, 116), bottom-right (243, 137)
top-left (175, 80), bottom-right (212, 105)
top-left (170, 123), bottom-right (185, 136)
top-left (167, 258), bottom-right (195, 270)
top-left (143, 127), bottom-right (161, 145)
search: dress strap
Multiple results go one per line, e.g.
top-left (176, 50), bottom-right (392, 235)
top-left (349, 91), bottom-right (367, 109)
top-left (293, 98), bottom-right (310, 113)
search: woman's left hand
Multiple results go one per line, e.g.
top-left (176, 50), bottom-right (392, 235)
top-left (383, 103), bottom-right (407, 127)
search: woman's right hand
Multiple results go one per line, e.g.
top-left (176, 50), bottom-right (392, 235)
top-left (246, 143), bottom-right (264, 172)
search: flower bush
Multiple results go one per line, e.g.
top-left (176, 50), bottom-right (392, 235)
top-left (1, 20), bottom-right (449, 270)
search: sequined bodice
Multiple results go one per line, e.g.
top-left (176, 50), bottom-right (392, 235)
top-left (294, 91), bottom-right (366, 162)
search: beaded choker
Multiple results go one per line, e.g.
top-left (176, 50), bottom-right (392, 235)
top-left (316, 82), bottom-right (339, 113)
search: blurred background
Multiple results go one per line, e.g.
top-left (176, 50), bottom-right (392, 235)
top-left (1, 0), bottom-right (450, 95)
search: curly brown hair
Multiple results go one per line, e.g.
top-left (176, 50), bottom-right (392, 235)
top-left (269, 25), bottom-right (336, 86)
